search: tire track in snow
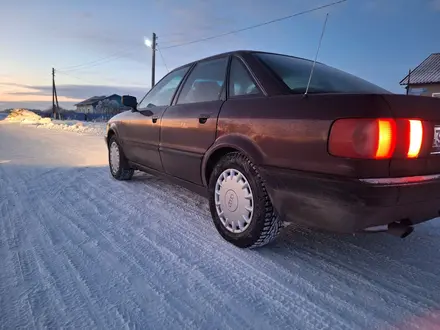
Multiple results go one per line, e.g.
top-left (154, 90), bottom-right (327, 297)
top-left (25, 174), bottom-right (138, 328)
top-left (53, 169), bottom-right (275, 329)
top-left (46, 171), bottom-right (200, 329)
top-left (0, 165), bottom-right (70, 328)
top-left (63, 181), bottom-right (273, 329)
top-left (33, 169), bottom-right (117, 330)
top-left (0, 165), bottom-right (39, 328)
top-left (77, 240), bottom-right (147, 330)
top-left (5, 164), bottom-right (107, 329)
top-left (58, 242), bottom-right (125, 330)
top-left (57, 182), bottom-right (224, 330)
top-left (32, 243), bottom-right (94, 329)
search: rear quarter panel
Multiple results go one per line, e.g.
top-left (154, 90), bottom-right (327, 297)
top-left (217, 94), bottom-right (393, 178)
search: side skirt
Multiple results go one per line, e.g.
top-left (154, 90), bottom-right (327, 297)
top-left (128, 161), bottom-right (208, 198)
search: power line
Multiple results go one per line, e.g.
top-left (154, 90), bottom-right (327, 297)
top-left (58, 50), bottom-right (130, 71)
top-left (161, 0), bottom-right (347, 50)
top-left (58, 47), bottom-right (154, 73)
top-left (56, 70), bottom-right (98, 85)
top-left (157, 48), bottom-right (169, 72)
top-left (60, 51), bottom-right (146, 72)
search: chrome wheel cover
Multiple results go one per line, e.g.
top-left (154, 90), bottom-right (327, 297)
top-left (215, 168), bottom-right (254, 233)
top-left (109, 141), bottom-right (120, 174)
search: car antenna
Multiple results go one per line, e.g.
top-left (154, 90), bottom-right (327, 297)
top-left (304, 13), bottom-right (329, 98)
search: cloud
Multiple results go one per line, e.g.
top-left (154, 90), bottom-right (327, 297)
top-left (430, 0), bottom-right (440, 11)
top-left (0, 101), bottom-right (57, 111)
top-left (0, 83), bottom-right (148, 110)
top-left (79, 12), bottom-right (93, 19)
top-left (2, 83), bottom-right (146, 99)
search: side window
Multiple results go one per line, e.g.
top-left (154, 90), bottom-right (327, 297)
top-left (138, 66), bottom-right (189, 109)
top-left (177, 57), bottom-right (228, 105)
top-left (229, 57), bottom-right (262, 97)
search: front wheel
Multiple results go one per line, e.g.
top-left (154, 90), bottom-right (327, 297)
top-left (108, 136), bottom-right (134, 181)
top-left (208, 152), bottom-right (282, 248)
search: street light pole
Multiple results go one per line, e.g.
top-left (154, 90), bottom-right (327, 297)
top-left (151, 32), bottom-right (157, 88)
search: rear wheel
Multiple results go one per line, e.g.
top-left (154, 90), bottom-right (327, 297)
top-left (108, 136), bottom-right (134, 180)
top-left (208, 152), bottom-right (282, 248)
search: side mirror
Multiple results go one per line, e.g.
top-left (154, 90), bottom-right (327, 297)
top-left (122, 95), bottom-right (138, 110)
top-left (139, 109), bottom-right (154, 116)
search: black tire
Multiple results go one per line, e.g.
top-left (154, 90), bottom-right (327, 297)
top-left (208, 152), bottom-right (282, 248)
top-left (108, 135), bottom-right (134, 181)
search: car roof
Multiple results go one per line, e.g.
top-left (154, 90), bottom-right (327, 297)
top-left (171, 50), bottom-right (320, 72)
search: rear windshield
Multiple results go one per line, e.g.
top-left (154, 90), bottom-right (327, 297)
top-left (254, 52), bottom-right (389, 94)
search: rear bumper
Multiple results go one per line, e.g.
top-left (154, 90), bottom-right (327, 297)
top-left (260, 166), bottom-right (440, 233)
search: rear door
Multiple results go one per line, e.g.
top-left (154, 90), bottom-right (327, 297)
top-left (122, 65), bottom-right (190, 171)
top-left (159, 56), bottom-right (229, 185)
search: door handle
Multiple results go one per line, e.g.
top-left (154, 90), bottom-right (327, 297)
top-left (198, 114), bottom-right (210, 124)
top-left (152, 116), bottom-right (159, 123)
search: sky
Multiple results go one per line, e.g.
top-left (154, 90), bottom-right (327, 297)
top-left (0, 0), bottom-right (439, 110)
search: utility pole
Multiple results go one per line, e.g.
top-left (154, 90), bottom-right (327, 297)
top-left (52, 68), bottom-right (56, 119)
top-left (151, 32), bottom-right (157, 88)
top-left (406, 68), bottom-right (412, 95)
top-left (52, 68), bottom-right (60, 119)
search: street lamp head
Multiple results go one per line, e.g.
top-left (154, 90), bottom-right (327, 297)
top-left (144, 37), bottom-right (152, 48)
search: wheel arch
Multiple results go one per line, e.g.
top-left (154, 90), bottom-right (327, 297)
top-left (106, 123), bottom-right (120, 146)
top-left (202, 134), bottom-right (265, 186)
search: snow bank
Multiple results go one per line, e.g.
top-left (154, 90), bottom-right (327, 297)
top-left (5, 108), bottom-right (42, 122)
top-left (3, 108), bottom-right (106, 136)
top-left (36, 120), bottom-right (107, 136)
top-left (20, 117), bottom-right (52, 125)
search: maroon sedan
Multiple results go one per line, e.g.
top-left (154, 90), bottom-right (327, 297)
top-left (105, 50), bottom-right (440, 248)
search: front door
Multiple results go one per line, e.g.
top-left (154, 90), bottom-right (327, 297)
top-left (119, 107), bottom-right (167, 171)
top-left (122, 65), bottom-right (191, 171)
top-left (160, 56), bottom-right (229, 185)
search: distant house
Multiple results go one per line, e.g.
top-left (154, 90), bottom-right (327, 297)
top-left (74, 94), bottom-right (122, 113)
top-left (400, 53), bottom-right (440, 97)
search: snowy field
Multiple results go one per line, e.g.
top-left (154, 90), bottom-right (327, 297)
top-left (1, 122), bottom-right (440, 329)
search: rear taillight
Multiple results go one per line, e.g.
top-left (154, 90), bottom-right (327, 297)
top-left (407, 119), bottom-right (423, 158)
top-left (328, 118), bottom-right (423, 159)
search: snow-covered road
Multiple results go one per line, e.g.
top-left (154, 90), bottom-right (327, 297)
top-left (1, 123), bottom-right (440, 330)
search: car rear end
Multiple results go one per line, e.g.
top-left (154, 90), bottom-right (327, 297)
top-left (263, 94), bottom-right (440, 236)
top-left (326, 94), bottom-right (440, 234)
top-left (248, 52), bottom-right (440, 235)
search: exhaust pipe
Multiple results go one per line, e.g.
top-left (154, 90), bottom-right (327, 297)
top-left (363, 221), bottom-right (414, 238)
top-left (387, 222), bottom-right (414, 238)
